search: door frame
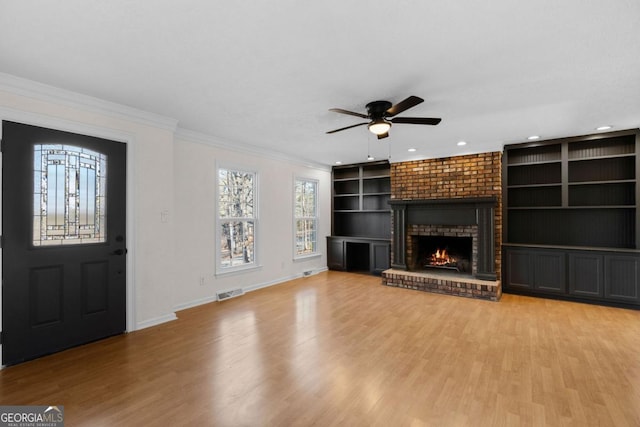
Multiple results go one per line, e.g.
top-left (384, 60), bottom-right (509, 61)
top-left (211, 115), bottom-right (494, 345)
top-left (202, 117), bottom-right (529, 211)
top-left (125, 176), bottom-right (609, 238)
top-left (0, 108), bottom-right (137, 367)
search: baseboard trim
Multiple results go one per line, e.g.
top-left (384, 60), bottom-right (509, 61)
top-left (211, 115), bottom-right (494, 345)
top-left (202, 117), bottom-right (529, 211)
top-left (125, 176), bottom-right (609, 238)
top-left (173, 267), bottom-right (329, 312)
top-left (136, 313), bottom-right (178, 331)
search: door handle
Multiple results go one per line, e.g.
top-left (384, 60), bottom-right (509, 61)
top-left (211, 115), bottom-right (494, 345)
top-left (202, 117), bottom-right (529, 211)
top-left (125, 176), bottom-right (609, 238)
top-left (111, 248), bottom-right (127, 256)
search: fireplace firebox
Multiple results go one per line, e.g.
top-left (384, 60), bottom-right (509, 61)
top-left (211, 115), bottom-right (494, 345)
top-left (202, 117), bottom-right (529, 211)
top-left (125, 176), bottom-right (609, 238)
top-left (413, 236), bottom-right (472, 274)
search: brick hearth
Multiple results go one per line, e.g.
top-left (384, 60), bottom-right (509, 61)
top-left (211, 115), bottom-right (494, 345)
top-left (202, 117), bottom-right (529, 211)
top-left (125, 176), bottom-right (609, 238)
top-left (382, 269), bottom-right (501, 301)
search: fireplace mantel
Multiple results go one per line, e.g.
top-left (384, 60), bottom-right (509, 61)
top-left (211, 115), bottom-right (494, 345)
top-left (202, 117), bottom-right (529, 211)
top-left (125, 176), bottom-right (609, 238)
top-left (389, 197), bottom-right (497, 280)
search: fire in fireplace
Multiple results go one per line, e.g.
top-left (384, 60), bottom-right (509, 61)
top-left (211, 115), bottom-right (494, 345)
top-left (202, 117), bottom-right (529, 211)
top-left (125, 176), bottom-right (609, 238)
top-left (412, 236), bottom-right (472, 274)
top-left (427, 248), bottom-right (458, 269)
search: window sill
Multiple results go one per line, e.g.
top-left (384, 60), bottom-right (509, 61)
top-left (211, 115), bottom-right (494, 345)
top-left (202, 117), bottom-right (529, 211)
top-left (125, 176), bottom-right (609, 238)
top-left (293, 253), bottom-right (321, 262)
top-left (215, 264), bottom-right (263, 277)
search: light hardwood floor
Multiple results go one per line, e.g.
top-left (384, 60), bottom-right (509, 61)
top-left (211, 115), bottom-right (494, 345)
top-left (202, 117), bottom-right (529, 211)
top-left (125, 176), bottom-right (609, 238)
top-left (1, 271), bottom-right (639, 426)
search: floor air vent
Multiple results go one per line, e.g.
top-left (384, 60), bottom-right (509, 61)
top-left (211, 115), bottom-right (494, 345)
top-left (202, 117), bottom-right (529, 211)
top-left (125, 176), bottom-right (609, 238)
top-left (216, 288), bottom-right (245, 301)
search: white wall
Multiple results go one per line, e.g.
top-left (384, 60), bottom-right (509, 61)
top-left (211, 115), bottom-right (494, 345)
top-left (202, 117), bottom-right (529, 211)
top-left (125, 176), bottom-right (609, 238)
top-left (172, 133), bottom-right (331, 311)
top-left (0, 74), bottom-right (331, 351)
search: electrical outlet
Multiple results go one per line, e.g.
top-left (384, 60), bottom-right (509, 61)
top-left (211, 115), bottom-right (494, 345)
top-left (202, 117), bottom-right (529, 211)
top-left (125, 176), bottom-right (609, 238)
top-left (199, 276), bottom-right (205, 286)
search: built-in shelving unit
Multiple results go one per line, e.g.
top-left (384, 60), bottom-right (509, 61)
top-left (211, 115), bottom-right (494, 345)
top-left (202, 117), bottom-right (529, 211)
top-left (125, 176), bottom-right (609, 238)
top-left (331, 161), bottom-right (391, 239)
top-left (328, 161), bottom-right (391, 274)
top-left (503, 129), bottom-right (640, 307)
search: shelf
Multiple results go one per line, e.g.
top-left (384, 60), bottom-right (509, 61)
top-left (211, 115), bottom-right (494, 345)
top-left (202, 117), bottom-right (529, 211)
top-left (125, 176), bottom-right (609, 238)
top-left (362, 177), bottom-right (391, 193)
top-left (362, 163), bottom-right (391, 178)
top-left (569, 181), bottom-right (635, 206)
top-left (568, 135), bottom-right (635, 160)
top-left (507, 162), bottom-right (562, 186)
top-left (507, 208), bottom-right (636, 248)
top-left (568, 156), bottom-right (635, 182)
top-left (507, 159), bottom-right (562, 166)
top-left (333, 167), bottom-right (359, 180)
top-left (507, 183), bottom-right (561, 189)
top-left (506, 144), bottom-right (561, 165)
top-left (569, 153), bottom-right (635, 162)
top-left (508, 186), bottom-right (561, 207)
top-left (568, 179), bottom-right (635, 186)
top-left (334, 180), bottom-right (359, 195)
top-left (333, 195), bottom-right (359, 211)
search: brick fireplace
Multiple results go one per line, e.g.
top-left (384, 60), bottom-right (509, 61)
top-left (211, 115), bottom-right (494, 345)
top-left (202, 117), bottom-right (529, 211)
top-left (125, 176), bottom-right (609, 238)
top-left (381, 152), bottom-right (502, 301)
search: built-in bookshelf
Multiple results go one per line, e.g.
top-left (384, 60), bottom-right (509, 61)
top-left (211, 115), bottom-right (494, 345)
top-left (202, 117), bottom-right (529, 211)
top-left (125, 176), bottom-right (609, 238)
top-left (506, 132), bottom-right (637, 249)
top-left (328, 161), bottom-right (391, 274)
top-left (503, 129), bottom-right (640, 307)
top-left (332, 161), bottom-right (391, 239)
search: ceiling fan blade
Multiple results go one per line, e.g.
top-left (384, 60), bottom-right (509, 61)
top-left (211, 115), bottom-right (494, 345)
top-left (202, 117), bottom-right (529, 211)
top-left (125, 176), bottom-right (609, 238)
top-left (385, 96), bottom-right (424, 117)
top-left (328, 108), bottom-right (368, 119)
top-left (390, 117), bottom-right (442, 125)
top-left (377, 132), bottom-right (389, 140)
top-left (326, 122), bottom-right (368, 134)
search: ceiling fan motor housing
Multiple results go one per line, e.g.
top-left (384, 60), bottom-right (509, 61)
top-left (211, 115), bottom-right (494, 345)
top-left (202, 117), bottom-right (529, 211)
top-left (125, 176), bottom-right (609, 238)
top-left (366, 100), bottom-right (393, 118)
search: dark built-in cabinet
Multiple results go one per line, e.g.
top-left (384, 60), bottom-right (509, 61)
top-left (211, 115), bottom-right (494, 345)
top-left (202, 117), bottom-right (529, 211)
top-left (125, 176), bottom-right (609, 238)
top-left (503, 129), bottom-right (640, 307)
top-left (327, 161), bottom-right (391, 275)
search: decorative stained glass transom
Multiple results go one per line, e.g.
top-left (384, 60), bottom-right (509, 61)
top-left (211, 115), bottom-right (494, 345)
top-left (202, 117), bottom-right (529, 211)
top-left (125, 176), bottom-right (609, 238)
top-left (33, 144), bottom-right (107, 246)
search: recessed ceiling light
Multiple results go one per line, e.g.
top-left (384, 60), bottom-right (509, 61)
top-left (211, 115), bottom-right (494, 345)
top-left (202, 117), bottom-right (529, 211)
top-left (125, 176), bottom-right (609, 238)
top-left (596, 125), bottom-right (612, 131)
top-left (367, 155), bottom-right (375, 160)
top-left (527, 135), bottom-right (540, 140)
top-left (408, 148), bottom-right (417, 152)
top-left (335, 161), bottom-right (342, 165)
top-left (457, 141), bottom-right (467, 146)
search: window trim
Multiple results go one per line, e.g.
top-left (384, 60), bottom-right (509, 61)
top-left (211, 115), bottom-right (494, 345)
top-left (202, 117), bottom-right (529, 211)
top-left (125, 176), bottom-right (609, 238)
top-left (216, 164), bottom-right (260, 275)
top-left (293, 176), bottom-right (320, 260)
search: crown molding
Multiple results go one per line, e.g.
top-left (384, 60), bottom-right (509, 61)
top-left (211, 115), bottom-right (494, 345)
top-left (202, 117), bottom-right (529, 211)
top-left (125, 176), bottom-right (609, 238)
top-left (175, 127), bottom-right (330, 171)
top-left (0, 72), bottom-right (178, 131)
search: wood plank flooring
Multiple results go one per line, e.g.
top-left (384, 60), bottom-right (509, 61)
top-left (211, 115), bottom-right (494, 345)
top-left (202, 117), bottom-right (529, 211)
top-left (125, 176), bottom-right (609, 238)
top-left (1, 271), bottom-right (639, 426)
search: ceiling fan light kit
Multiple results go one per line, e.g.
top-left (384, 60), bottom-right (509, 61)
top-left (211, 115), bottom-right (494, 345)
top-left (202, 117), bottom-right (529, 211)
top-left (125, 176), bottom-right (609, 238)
top-left (327, 96), bottom-right (441, 139)
top-left (368, 118), bottom-right (391, 135)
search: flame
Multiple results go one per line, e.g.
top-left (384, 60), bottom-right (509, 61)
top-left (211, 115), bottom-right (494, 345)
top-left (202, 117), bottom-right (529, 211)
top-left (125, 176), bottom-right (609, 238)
top-left (430, 248), bottom-right (456, 266)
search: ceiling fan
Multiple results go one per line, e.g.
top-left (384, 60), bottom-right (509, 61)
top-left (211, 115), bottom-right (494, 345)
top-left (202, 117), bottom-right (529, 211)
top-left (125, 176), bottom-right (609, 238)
top-left (326, 96), bottom-right (441, 139)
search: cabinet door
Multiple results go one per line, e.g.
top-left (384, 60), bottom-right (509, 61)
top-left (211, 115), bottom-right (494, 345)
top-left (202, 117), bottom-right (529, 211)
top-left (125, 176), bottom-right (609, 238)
top-left (604, 255), bottom-right (640, 304)
top-left (505, 249), bottom-right (534, 289)
top-left (569, 253), bottom-right (604, 298)
top-left (504, 248), bottom-right (565, 293)
top-left (371, 242), bottom-right (390, 275)
top-left (327, 238), bottom-right (346, 271)
top-left (533, 251), bottom-right (566, 293)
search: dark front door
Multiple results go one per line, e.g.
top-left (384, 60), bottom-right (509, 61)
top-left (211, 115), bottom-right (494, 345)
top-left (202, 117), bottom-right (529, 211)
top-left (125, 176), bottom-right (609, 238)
top-left (2, 121), bottom-right (127, 366)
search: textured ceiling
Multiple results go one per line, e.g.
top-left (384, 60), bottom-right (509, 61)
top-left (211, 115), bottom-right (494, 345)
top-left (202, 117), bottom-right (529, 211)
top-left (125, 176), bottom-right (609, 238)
top-left (1, 1), bottom-right (639, 166)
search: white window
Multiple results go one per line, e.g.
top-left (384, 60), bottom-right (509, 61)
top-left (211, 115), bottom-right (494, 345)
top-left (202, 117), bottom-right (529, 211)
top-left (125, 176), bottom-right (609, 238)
top-left (294, 178), bottom-right (318, 258)
top-left (217, 167), bottom-right (258, 273)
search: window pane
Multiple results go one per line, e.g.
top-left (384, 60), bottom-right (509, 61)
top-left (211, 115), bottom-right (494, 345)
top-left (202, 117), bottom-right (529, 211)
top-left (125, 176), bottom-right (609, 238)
top-left (295, 180), bottom-right (316, 217)
top-left (296, 219), bottom-right (317, 255)
top-left (220, 220), bottom-right (255, 267)
top-left (33, 144), bottom-right (107, 246)
top-left (219, 169), bottom-right (254, 218)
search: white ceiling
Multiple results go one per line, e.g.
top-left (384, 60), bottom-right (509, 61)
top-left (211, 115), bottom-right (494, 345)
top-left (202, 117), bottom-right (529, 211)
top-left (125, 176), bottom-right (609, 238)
top-left (1, 1), bottom-right (640, 166)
